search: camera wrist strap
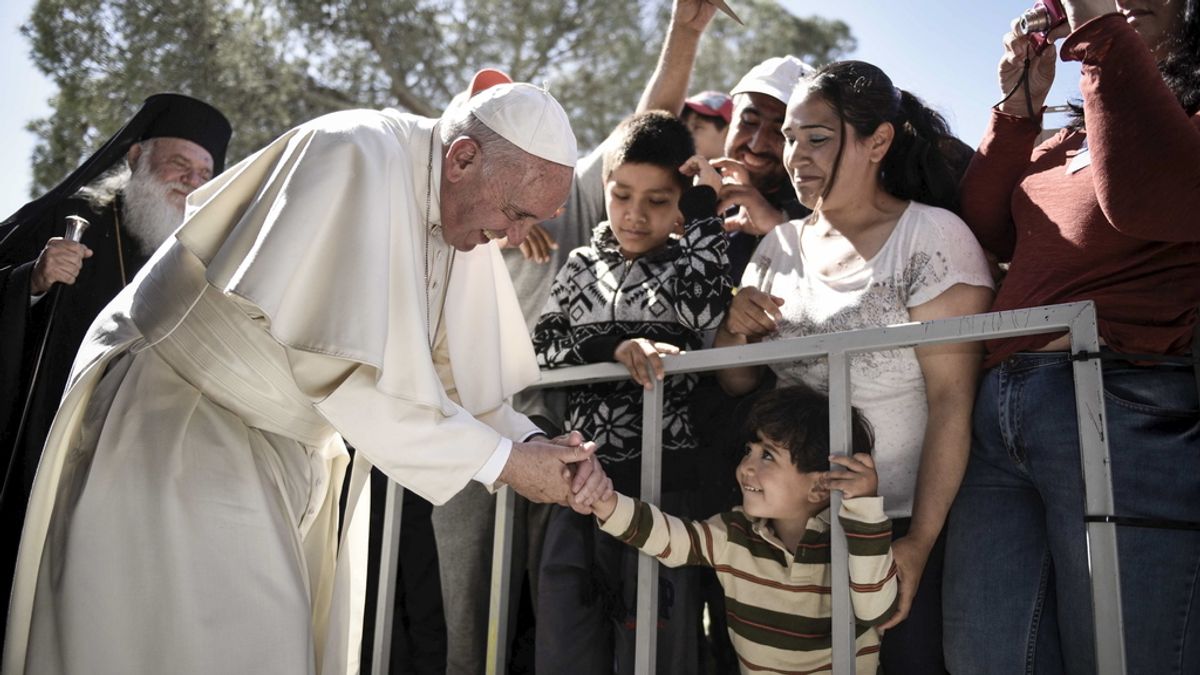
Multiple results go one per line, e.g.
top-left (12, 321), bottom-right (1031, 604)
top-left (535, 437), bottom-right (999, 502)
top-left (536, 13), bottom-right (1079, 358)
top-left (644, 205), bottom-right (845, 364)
top-left (992, 56), bottom-right (1037, 121)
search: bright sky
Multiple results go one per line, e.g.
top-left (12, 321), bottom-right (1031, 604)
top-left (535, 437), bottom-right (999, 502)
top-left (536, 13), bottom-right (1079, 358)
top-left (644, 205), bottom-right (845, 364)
top-left (2, 0), bottom-right (54, 218)
top-left (779, 0), bottom-right (1082, 141)
top-left (1, 0), bottom-right (1085, 218)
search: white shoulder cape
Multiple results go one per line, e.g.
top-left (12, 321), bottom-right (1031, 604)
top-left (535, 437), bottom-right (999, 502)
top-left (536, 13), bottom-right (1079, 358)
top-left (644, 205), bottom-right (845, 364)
top-left (175, 108), bottom-right (538, 416)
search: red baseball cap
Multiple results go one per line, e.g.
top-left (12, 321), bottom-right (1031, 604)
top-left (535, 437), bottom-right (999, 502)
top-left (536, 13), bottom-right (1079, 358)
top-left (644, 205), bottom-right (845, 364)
top-left (683, 90), bottom-right (733, 124)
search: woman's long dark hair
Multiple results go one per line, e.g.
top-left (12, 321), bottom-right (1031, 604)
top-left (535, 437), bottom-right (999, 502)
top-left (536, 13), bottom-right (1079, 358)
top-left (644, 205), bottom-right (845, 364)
top-left (1162, 0), bottom-right (1200, 114)
top-left (1071, 0), bottom-right (1200, 127)
top-left (799, 60), bottom-right (967, 214)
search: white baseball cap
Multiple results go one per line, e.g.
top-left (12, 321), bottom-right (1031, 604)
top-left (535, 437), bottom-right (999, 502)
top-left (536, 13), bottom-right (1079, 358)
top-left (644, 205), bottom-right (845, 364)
top-left (730, 56), bottom-right (816, 106)
top-left (460, 70), bottom-right (578, 168)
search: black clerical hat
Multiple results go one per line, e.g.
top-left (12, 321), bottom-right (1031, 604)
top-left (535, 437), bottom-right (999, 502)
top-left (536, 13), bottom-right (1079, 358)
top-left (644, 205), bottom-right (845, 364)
top-left (0, 93), bottom-right (232, 250)
top-left (136, 93), bottom-right (232, 172)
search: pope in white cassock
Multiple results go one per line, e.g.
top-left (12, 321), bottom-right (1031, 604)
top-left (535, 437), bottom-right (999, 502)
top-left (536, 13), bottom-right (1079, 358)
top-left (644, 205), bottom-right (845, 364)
top-left (3, 73), bottom-right (607, 674)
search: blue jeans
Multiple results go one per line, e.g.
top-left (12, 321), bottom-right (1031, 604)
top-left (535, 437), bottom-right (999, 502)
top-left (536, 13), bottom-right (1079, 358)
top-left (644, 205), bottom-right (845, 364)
top-left (944, 353), bottom-right (1200, 674)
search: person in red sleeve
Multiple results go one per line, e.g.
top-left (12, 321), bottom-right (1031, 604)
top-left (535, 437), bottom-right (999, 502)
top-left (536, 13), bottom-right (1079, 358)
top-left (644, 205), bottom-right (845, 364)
top-left (944, 2), bottom-right (1200, 673)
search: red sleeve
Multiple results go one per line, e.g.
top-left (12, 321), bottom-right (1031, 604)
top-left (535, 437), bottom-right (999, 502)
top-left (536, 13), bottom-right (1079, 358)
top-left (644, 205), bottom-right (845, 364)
top-left (958, 111), bottom-right (1049, 262)
top-left (1063, 14), bottom-right (1200, 242)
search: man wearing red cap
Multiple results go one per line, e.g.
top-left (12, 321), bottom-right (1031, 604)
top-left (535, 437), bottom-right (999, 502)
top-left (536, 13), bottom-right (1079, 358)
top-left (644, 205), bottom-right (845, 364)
top-left (0, 92), bottom-right (232, 641)
top-left (4, 76), bottom-right (607, 675)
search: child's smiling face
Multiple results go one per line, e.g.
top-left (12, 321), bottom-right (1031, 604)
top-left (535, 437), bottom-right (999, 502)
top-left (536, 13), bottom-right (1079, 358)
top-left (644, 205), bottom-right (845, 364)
top-left (605, 162), bottom-right (684, 259)
top-left (737, 431), bottom-right (824, 521)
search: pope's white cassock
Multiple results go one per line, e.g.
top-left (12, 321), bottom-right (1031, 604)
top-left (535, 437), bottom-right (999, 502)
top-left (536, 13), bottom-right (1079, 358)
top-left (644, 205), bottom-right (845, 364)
top-left (3, 103), bottom-right (560, 674)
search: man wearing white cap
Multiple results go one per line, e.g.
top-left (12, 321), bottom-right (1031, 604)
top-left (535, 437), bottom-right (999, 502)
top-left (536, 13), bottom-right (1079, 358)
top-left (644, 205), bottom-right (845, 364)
top-left (4, 75), bottom-right (607, 675)
top-left (640, 0), bottom-right (815, 279)
top-left (636, 6), bottom-right (818, 671)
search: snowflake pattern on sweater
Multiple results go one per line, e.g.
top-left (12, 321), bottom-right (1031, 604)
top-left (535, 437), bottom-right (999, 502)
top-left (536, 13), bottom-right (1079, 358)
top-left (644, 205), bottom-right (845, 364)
top-left (533, 189), bottom-right (730, 493)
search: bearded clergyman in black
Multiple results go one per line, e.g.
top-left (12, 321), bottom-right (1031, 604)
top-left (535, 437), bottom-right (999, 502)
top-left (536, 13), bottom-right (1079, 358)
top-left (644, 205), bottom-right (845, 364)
top-left (0, 94), bottom-right (231, 633)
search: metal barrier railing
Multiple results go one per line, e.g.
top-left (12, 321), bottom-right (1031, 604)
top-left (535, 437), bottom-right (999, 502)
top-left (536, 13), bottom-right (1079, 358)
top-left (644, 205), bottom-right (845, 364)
top-left (372, 301), bottom-right (1124, 675)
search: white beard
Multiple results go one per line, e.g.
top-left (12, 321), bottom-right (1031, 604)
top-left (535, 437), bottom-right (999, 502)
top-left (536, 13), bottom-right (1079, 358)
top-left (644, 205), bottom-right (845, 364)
top-left (121, 166), bottom-right (187, 255)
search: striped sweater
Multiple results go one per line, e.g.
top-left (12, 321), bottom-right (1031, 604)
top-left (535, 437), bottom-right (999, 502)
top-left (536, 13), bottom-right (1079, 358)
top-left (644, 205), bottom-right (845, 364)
top-left (598, 493), bottom-right (898, 674)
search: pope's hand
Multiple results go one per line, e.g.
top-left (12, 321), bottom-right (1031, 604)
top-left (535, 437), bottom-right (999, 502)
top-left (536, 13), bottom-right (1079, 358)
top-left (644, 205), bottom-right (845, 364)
top-left (500, 432), bottom-right (598, 508)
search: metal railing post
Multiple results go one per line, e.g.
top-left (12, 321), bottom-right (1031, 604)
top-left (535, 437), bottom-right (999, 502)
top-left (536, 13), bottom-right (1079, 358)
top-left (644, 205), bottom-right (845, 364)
top-left (633, 380), bottom-right (665, 674)
top-left (372, 480), bottom-right (404, 675)
top-left (485, 485), bottom-right (517, 674)
top-left (826, 350), bottom-right (856, 675)
top-left (1068, 304), bottom-right (1126, 674)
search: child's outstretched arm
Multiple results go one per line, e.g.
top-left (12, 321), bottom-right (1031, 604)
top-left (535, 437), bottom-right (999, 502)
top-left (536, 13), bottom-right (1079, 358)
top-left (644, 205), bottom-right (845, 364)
top-left (596, 492), bottom-right (726, 570)
top-left (571, 452), bottom-right (617, 517)
top-left (589, 476), bottom-right (618, 521)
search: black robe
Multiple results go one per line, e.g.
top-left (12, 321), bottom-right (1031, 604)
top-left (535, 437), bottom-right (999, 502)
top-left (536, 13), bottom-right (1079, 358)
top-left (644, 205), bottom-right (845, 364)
top-left (0, 193), bottom-right (150, 631)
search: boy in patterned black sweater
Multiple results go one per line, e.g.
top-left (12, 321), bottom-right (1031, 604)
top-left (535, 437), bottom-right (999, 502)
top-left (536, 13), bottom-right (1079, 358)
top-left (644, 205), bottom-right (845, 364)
top-left (532, 111), bottom-right (731, 673)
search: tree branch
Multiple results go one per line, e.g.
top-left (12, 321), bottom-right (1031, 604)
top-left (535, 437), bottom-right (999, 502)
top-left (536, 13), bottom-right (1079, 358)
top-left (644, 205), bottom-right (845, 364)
top-left (356, 4), bottom-right (437, 115)
top-left (300, 76), bottom-right (361, 110)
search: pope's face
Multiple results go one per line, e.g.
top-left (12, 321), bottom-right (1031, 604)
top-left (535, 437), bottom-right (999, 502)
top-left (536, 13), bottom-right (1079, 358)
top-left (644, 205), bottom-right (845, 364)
top-left (441, 145), bottom-right (571, 252)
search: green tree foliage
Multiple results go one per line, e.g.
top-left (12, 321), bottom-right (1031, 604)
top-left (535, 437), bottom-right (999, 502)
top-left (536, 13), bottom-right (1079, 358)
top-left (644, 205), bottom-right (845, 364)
top-left (692, 1), bottom-right (856, 95)
top-left (22, 0), bottom-right (854, 194)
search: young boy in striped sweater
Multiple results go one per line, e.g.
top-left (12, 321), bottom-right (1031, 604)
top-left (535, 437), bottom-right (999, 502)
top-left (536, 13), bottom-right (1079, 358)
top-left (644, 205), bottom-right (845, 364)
top-left (582, 385), bottom-right (899, 674)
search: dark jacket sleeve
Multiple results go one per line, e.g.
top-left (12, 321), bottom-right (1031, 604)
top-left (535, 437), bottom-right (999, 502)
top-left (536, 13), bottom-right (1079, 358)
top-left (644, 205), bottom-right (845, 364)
top-left (533, 253), bottom-right (597, 367)
top-left (670, 186), bottom-right (731, 332)
top-left (0, 204), bottom-right (54, 427)
top-left (532, 249), bottom-right (631, 367)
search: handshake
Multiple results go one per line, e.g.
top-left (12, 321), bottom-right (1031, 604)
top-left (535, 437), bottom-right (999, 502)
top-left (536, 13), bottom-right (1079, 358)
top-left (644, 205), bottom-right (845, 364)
top-left (498, 430), bottom-right (616, 515)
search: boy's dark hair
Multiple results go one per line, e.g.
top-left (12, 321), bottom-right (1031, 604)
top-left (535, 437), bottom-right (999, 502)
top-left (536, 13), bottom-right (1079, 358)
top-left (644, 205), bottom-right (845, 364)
top-left (744, 384), bottom-right (875, 473)
top-left (602, 110), bottom-right (695, 190)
